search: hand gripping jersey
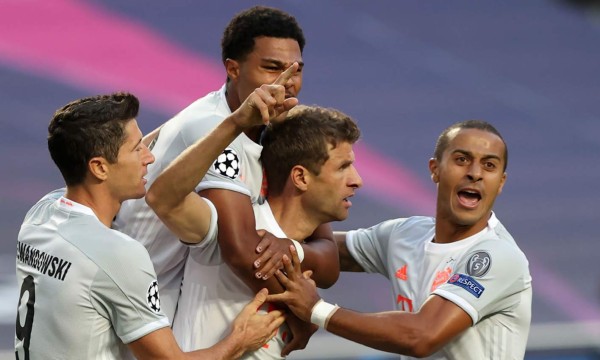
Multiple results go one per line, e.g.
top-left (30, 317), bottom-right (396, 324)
top-left (15, 190), bottom-right (169, 360)
top-left (346, 213), bottom-right (532, 360)
top-left (114, 85), bottom-right (264, 321)
top-left (172, 200), bottom-right (289, 359)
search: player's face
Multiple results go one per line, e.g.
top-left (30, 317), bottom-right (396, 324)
top-left (235, 37), bottom-right (303, 104)
top-left (108, 119), bottom-right (155, 202)
top-left (305, 142), bottom-right (362, 223)
top-left (430, 128), bottom-right (506, 235)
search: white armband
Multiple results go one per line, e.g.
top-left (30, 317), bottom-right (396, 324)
top-left (310, 299), bottom-right (339, 329)
top-left (290, 239), bottom-right (305, 263)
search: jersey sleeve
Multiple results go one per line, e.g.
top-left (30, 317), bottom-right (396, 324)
top-left (90, 237), bottom-right (170, 344)
top-left (166, 107), bottom-right (252, 198)
top-left (183, 197), bottom-right (219, 250)
top-left (345, 219), bottom-right (403, 276)
top-left (195, 137), bottom-right (251, 197)
top-left (433, 239), bottom-right (531, 324)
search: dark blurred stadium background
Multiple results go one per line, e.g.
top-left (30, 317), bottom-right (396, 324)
top-left (1, 1), bottom-right (599, 358)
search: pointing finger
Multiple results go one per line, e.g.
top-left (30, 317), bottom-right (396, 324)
top-left (273, 62), bottom-right (299, 86)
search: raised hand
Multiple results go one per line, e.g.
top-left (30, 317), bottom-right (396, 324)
top-left (231, 62), bottom-right (300, 129)
top-left (266, 245), bottom-right (320, 322)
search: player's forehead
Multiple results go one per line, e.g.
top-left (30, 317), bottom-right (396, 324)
top-left (120, 119), bottom-right (142, 149)
top-left (247, 36), bottom-right (303, 65)
top-left (445, 128), bottom-right (505, 158)
top-left (324, 141), bottom-right (355, 165)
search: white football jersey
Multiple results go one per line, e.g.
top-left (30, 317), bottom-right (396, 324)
top-left (114, 85), bottom-right (264, 321)
top-left (173, 201), bottom-right (289, 359)
top-left (16, 189), bottom-right (169, 360)
top-left (346, 213), bottom-right (532, 360)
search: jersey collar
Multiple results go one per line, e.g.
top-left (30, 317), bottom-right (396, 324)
top-left (56, 197), bottom-right (97, 218)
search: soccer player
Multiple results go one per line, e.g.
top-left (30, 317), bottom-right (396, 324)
top-left (267, 120), bottom-right (532, 359)
top-left (114, 6), bottom-right (337, 353)
top-left (15, 93), bottom-right (284, 359)
top-left (147, 104), bottom-right (362, 358)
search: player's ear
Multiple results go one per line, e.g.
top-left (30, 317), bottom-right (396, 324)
top-left (291, 165), bottom-right (309, 192)
top-left (224, 59), bottom-right (240, 82)
top-left (498, 172), bottom-right (507, 195)
top-left (429, 158), bottom-right (439, 183)
top-left (88, 157), bottom-right (109, 181)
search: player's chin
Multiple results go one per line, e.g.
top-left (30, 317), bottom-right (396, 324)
top-left (333, 209), bottom-right (350, 222)
top-left (131, 187), bottom-right (147, 200)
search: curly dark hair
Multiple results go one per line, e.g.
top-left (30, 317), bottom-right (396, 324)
top-left (47, 92), bottom-right (139, 186)
top-left (221, 6), bottom-right (305, 64)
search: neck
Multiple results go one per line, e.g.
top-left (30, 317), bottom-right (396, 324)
top-left (65, 184), bottom-right (121, 228)
top-left (268, 195), bottom-right (319, 241)
top-left (433, 212), bottom-right (491, 244)
top-left (225, 81), bottom-right (241, 113)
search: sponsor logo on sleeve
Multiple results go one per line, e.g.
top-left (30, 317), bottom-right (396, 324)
top-left (146, 280), bottom-right (161, 313)
top-left (213, 148), bottom-right (240, 179)
top-left (448, 273), bottom-right (485, 298)
top-left (466, 251), bottom-right (492, 277)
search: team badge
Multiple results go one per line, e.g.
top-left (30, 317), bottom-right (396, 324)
top-left (213, 148), bottom-right (240, 179)
top-left (466, 251), bottom-right (491, 277)
top-left (146, 280), bottom-right (161, 313)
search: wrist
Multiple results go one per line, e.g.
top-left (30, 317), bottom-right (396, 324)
top-left (290, 239), bottom-right (305, 263)
top-left (226, 111), bottom-right (249, 133)
top-left (223, 327), bottom-right (246, 359)
top-left (310, 299), bottom-right (339, 329)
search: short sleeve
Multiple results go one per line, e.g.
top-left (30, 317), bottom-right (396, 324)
top-left (196, 139), bottom-right (251, 197)
top-left (90, 241), bottom-right (170, 344)
top-left (346, 219), bottom-right (403, 275)
top-left (433, 239), bottom-right (531, 324)
top-left (184, 197), bottom-right (219, 250)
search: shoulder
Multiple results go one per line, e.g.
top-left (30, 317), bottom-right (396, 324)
top-left (22, 189), bottom-right (65, 223)
top-left (460, 226), bottom-right (530, 280)
top-left (58, 217), bottom-right (153, 269)
top-left (171, 88), bottom-right (229, 128)
top-left (348, 216), bottom-right (433, 244)
top-left (376, 215), bottom-right (434, 236)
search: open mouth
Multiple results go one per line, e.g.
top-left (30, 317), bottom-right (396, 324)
top-left (457, 189), bottom-right (481, 208)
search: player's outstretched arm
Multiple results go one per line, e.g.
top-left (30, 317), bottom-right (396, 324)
top-left (267, 246), bottom-right (472, 358)
top-left (128, 289), bottom-right (284, 360)
top-left (146, 78), bottom-right (297, 244)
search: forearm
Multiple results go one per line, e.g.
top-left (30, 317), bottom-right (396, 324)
top-left (325, 309), bottom-right (431, 357)
top-left (300, 238), bottom-right (339, 288)
top-left (129, 327), bottom-right (245, 360)
top-left (322, 296), bottom-right (471, 357)
top-left (147, 117), bottom-right (243, 214)
top-left (186, 332), bottom-right (245, 360)
top-left (219, 222), bottom-right (287, 294)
